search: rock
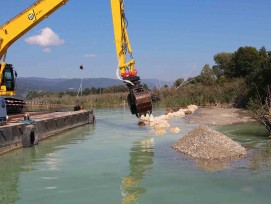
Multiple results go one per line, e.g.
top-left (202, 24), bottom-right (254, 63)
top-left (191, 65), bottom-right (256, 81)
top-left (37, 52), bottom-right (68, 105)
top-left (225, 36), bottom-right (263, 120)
top-left (153, 120), bottom-right (170, 130)
top-left (170, 127), bottom-right (180, 133)
top-left (140, 114), bottom-right (151, 121)
top-left (165, 107), bottom-right (180, 114)
top-left (149, 114), bottom-right (155, 122)
top-left (155, 129), bottom-right (167, 135)
top-left (187, 105), bottom-right (198, 113)
top-left (141, 104), bottom-right (198, 135)
top-left (183, 108), bottom-right (192, 114)
top-left (172, 125), bottom-right (246, 160)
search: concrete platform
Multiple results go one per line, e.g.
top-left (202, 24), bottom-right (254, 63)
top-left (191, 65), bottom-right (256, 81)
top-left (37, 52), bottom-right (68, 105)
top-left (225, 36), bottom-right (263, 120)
top-left (0, 110), bottom-right (95, 155)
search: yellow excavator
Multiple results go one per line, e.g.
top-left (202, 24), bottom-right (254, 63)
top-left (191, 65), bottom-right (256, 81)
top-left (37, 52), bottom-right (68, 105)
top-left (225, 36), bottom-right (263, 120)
top-left (0, 0), bottom-right (152, 117)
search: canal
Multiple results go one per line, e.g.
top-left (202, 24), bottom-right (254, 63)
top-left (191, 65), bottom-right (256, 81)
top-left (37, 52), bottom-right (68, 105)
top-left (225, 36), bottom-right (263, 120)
top-left (0, 108), bottom-right (270, 204)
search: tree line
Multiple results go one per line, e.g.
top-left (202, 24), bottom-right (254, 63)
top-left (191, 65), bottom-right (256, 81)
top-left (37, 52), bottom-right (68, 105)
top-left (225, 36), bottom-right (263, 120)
top-left (173, 46), bottom-right (270, 104)
top-left (171, 46), bottom-right (271, 133)
top-left (26, 45), bottom-right (270, 108)
top-left (25, 45), bottom-right (270, 133)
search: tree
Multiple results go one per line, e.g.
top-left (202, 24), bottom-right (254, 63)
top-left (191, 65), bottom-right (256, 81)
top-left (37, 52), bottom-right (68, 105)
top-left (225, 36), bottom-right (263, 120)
top-left (232, 46), bottom-right (261, 78)
top-left (196, 64), bottom-right (216, 85)
top-left (174, 78), bottom-right (185, 87)
top-left (248, 47), bottom-right (271, 98)
top-left (259, 46), bottom-right (269, 70)
top-left (213, 52), bottom-right (234, 78)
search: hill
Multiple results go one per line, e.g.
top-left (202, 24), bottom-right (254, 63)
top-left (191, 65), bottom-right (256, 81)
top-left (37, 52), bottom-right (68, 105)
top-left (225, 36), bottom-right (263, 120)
top-left (16, 77), bottom-right (171, 97)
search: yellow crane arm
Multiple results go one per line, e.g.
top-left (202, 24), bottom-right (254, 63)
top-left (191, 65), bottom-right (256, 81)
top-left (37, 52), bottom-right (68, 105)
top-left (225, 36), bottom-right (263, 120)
top-left (0, 0), bottom-right (68, 95)
top-left (0, 0), bottom-right (68, 60)
top-left (110, 0), bottom-right (152, 117)
top-left (110, 0), bottom-right (136, 78)
top-left (0, 0), bottom-right (152, 117)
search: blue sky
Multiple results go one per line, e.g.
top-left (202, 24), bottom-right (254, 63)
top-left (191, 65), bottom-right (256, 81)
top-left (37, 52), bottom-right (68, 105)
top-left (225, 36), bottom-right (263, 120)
top-left (1, 0), bottom-right (271, 81)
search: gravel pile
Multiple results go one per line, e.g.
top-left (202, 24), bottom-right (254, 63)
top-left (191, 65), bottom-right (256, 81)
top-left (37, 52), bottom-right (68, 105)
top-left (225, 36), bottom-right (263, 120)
top-left (172, 125), bottom-right (246, 160)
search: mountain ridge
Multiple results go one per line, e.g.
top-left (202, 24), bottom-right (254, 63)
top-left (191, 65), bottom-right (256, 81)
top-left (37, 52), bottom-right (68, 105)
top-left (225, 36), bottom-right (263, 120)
top-left (16, 77), bottom-right (172, 97)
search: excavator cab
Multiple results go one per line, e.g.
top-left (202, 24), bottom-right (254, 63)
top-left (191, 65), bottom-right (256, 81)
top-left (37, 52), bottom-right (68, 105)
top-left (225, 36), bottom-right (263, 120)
top-left (1, 64), bottom-right (16, 92)
top-left (0, 64), bottom-right (24, 114)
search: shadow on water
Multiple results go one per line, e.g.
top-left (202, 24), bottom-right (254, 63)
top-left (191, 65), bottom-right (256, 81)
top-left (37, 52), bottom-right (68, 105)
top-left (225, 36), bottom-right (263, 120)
top-left (120, 137), bottom-right (154, 204)
top-left (0, 125), bottom-right (95, 204)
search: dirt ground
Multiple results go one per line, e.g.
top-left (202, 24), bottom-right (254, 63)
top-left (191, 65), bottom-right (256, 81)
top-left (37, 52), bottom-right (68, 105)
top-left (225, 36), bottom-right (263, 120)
top-left (186, 106), bottom-right (255, 126)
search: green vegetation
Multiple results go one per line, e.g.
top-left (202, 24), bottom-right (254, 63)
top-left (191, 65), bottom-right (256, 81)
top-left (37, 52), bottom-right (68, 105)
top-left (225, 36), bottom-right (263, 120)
top-left (152, 78), bottom-right (246, 107)
top-left (25, 45), bottom-right (270, 133)
top-left (25, 91), bottom-right (128, 111)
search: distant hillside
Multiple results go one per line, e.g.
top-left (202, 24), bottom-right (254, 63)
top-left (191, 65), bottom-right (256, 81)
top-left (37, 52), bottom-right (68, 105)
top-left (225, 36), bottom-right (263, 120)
top-left (16, 77), bottom-right (172, 98)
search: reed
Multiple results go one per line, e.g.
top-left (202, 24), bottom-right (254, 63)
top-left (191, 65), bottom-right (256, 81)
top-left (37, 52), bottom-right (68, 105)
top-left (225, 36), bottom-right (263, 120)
top-left (25, 78), bottom-right (246, 111)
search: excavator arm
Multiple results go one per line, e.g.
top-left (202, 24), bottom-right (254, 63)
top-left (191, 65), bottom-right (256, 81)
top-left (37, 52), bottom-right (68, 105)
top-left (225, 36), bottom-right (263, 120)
top-left (110, 0), bottom-right (152, 117)
top-left (0, 0), bottom-right (152, 117)
top-left (0, 0), bottom-right (68, 95)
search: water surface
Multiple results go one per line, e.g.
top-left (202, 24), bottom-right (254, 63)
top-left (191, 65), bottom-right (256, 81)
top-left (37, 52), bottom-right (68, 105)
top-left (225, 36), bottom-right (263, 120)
top-left (0, 108), bottom-right (270, 204)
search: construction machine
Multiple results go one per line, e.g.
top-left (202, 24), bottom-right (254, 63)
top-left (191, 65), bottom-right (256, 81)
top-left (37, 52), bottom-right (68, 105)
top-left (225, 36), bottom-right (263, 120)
top-left (110, 0), bottom-right (152, 117)
top-left (0, 0), bottom-right (152, 117)
top-left (0, 0), bottom-right (69, 114)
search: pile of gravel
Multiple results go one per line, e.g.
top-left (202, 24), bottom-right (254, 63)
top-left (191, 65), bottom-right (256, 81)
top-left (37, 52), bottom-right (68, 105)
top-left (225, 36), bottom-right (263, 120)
top-left (172, 126), bottom-right (246, 160)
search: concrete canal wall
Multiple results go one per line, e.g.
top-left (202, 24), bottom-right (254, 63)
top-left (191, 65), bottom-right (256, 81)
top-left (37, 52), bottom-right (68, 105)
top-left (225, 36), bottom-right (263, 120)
top-left (0, 110), bottom-right (95, 155)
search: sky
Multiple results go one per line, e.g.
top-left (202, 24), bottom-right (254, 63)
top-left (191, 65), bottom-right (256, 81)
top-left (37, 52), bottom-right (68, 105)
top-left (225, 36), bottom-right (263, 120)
top-left (0, 0), bottom-right (271, 81)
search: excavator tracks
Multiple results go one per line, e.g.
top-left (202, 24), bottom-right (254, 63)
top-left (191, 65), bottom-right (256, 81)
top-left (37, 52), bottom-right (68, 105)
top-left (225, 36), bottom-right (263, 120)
top-left (5, 97), bottom-right (25, 114)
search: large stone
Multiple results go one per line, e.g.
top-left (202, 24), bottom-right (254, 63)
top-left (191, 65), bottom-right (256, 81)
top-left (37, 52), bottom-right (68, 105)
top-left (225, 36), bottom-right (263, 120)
top-left (170, 127), bottom-right (180, 133)
top-left (140, 105), bottom-right (198, 135)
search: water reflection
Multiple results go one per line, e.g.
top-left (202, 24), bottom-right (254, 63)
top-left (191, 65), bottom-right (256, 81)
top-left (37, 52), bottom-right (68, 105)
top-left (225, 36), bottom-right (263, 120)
top-left (246, 140), bottom-right (271, 172)
top-left (121, 138), bottom-right (154, 204)
top-left (0, 125), bottom-right (94, 204)
top-left (216, 123), bottom-right (271, 172)
top-left (195, 159), bottom-right (230, 172)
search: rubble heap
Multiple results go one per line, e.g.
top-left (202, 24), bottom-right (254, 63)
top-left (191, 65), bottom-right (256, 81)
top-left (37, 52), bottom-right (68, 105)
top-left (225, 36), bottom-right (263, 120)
top-left (172, 125), bottom-right (246, 160)
top-left (140, 105), bottom-right (198, 135)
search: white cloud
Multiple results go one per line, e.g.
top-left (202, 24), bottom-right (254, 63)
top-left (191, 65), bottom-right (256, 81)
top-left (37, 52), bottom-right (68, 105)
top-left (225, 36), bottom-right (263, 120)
top-left (43, 48), bottom-right (51, 53)
top-left (84, 54), bottom-right (96, 58)
top-left (25, 27), bottom-right (64, 47)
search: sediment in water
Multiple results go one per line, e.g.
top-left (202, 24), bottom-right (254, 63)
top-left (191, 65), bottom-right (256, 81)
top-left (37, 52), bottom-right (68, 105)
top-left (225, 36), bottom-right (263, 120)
top-left (172, 125), bottom-right (246, 160)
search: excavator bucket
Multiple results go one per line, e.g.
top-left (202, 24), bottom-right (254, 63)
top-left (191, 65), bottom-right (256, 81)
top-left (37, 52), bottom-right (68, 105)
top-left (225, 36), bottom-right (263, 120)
top-left (127, 82), bottom-right (152, 118)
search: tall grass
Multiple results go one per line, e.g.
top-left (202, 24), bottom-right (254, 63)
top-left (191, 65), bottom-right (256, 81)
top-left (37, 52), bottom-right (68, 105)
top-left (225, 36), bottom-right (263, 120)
top-left (25, 92), bottom-right (128, 111)
top-left (153, 78), bottom-right (247, 108)
top-left (25, 78), bottom-right (247, 111)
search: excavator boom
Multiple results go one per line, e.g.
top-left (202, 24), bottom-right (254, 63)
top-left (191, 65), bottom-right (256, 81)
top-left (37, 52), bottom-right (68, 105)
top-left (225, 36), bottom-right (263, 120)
top-left (0, 0), bottom-right (68, 97)
top-left (0, 0), bottom-right (68, 60)
top-left (110, 0), bottom-right (152, 117)
top-left (0, 0), bottom-right (152, 117)
top-left (0, 0), bottom-right (68, 113)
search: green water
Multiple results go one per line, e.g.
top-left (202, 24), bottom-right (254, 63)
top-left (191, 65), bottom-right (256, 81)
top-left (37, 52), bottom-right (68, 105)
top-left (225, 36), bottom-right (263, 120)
top-left (0, 108), bottom-right (271, 204)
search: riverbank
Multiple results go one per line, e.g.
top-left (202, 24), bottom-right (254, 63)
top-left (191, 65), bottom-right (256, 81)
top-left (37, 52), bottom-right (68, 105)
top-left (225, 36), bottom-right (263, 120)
top-left (185, 106), bottom-right (255, 126)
